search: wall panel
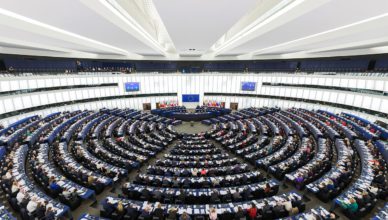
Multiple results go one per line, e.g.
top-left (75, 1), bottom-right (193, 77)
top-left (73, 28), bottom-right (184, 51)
top-left (0, 73), bottom-right (386, 124)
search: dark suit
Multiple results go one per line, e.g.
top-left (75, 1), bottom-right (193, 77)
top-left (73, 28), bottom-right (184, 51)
top-left (153, 208), bottom-right (165, 219)
top-left (126, 207), bottom-right (139, 219)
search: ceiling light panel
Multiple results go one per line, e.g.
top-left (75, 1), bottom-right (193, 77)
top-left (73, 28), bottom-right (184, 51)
top-left (229, 0), bottom-right (388, 55)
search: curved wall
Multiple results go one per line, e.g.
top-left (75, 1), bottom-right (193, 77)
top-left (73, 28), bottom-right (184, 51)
top-left (0, 73), bottom-right (387, 125)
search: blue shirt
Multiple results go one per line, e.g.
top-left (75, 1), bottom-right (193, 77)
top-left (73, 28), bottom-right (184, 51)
top-left (50, 182), bottom-right (61, 191)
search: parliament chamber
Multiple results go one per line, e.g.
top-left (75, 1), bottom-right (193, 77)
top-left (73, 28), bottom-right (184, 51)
top-left (0, 0), bottom-right (388, 219)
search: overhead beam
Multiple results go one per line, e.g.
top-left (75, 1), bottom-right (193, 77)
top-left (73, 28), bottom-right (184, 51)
top-left (80, 0), bottom-right (178, 58)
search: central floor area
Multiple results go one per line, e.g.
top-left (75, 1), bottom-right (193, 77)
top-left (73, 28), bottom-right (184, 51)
top-left (173, 121), bottom-right (211, 134)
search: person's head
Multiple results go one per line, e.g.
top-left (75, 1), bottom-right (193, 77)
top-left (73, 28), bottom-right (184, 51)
top-left (349, 198), bottom-right (356, 204)
top-left (157, 203), bottom-right (162, 209)
top-left (251, 203), bottom-right (256, 208)
top-left (238, 206), bottom-right (243, 212)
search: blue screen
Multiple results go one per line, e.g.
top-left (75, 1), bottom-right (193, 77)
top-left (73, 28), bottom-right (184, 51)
top-left (241, 82), bottom-right (256, 91)
top-left (124, 82), bottom-right (140, 92)
top-left (182, 94), bottom-right (200, 102)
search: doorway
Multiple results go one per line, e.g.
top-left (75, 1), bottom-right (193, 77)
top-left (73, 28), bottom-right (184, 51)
top-left (230, 102), bottom-right (238, 110)
top-left (143, 103), bottom-right (151, 111)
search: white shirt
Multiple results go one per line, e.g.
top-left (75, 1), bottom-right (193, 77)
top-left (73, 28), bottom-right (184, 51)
top-left (62, 190), bottom-right (71, 198)
top-left (26, 200), bottom-right (37, 213)
top-left (209, 212), bottom-right (217, 220)
top-left (16, 192), bottom-right (25, 203)
top-left (284, 201), bottom-right (292, 211)
top-left (97, 163), bottom-right (103, 169)
top-left (11, 185), bottom-right (19, 193)
top-left (4, 172), bottom-right (12, 180)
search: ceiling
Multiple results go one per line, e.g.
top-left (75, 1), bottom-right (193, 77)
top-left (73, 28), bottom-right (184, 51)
top-left (0, 0), bottom-right (387, 60)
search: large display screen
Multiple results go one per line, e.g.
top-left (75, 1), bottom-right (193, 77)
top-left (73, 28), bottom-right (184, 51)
top-left (182, 94), bottom-right (200, 102)
top-left (124, 82), bottom-right (140, 92)
top-left (241, 82), bottom-right (256, 91)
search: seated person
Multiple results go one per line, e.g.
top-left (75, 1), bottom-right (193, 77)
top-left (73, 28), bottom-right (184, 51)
top-left (374, 171), bottom-right (385, 185)
top-left (87, 175), bottom-right (96, 186)
top-left (326, 179), bottom-right (335, 191)
top-left (16, 190), bottom-right (27, 204)
top-left (102, 199), bottom-right (115, 214)
top-left (209, 207), bottom-right (218, 220)
top-left (167, 206), bottom-right (178, 220)
top-left (339, 197), bottom-right (358, 214)
top-left (62, 189), bottom-right (71, 200)
top-left (10, 181), bottom-right (19, 196)
top-left (153, 188), bottom-right (163, 201)
top-left (126, 204), bottom-right (139, 218)
top-left (233, 189), bottom-right (242, 201)
top-left (177, 189), bottom-right (186, 203)
top-left (262, 200), bottom-right (271, 214)
top-left (295, 174), bottom-right (304, 189)
top-left (49, 179), bottom-right (63, 195)
top-left (182, 178), bottom-right (191, 187)
top-left (114, 201), bottom-right (126, 217)
top-left (247, 203), bottom-right (257, 220)
top-left (234, 206), bottom-right (245, 219)
top-left (273, 201), bottom-right (285, 216)
top-left (210, 189), bottom-right (220, 203)
top-left (141, 188), bottom-right (151, 200)
top-left (153, 203), bottom-right (165, 219)
top-left (139, 204), bottom-right (152, 220)
top-left (26, 196), bottom-right (38, 214)
top-left (35, 202), bottom-right (46, 219)
top-left (179, 211), bottom-right (191, 220)
top-left (264, 183), bottom-right (271, 194)
top-left (44, 206), bottom-right (56, 220)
